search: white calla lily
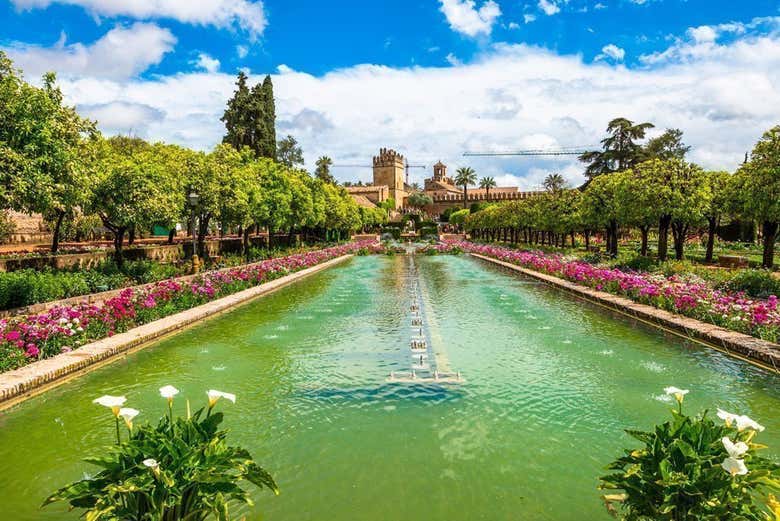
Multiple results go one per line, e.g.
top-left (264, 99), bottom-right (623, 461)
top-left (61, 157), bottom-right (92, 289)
top-left (207, 390), bottom-right (236, 408)
top-left (119, 408), bottom-right (140, 429)
top-left (721, 457), bottom-right (748, 476)
top-left (717, 408), bottom-right (739, 427)
top-left (734, 415), bottom-right (765, 432)
top-left (159, 385), bottom-right (179, 402)
top-left (142, 458), bottom-right (159, 469)
top-left (722, 437), bottom-right (749, 458)
top-left (664, 386), bottom-right (689, 404)
top-left (93, 395), bottom-right (127, 417)
top-left (717, 408), bottom-right (764, 432)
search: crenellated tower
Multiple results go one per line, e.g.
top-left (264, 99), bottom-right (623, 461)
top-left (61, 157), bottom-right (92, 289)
top-left (372, 148), bottom-right (407, 210)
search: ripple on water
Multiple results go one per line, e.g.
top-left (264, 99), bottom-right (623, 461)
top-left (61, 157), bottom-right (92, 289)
top-left (263, 334), bottom-right (279, 340)
top-left (599, 349), bottom-right (614, 355)
top-left (276, 325), bottom-right (289, 331)
top-left (212, 365), bottom-right (227, 371)
top-left (642, 361), bottom-right (666, 373)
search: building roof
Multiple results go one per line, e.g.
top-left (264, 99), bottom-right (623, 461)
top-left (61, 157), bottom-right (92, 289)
top-left (350, 194), bottom-right (378, 208)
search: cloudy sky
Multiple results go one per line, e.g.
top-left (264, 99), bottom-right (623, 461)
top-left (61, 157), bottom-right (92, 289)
top-left (1, 0), bottom-right (779, 188)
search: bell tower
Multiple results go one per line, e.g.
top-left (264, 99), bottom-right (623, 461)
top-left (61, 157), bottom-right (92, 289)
top-left (373, 148), bottom-right (407, 210)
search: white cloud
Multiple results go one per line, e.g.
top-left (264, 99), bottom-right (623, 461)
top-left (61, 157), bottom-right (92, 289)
top-left (538, 0), bottom-right (560, 16)
top-left (11, 18), bottom-right (780, 189)
top-left (446, 53), bottom-right (463, 66)
top-left (524, 14), bottom-right (537, 24)
top-left (640, 17), bottom-right (778, 65)
top-left (12, 0), bottom-right (268, 39)
top-left (594, 3), bottom-right (606, 9)
top-left (508, 22), bottom-right (520, 30)
top-left (438, 0), bottom-right (501, 37)
top-left (237, 45), bottom-right (249, 59)
top-left (2, 22), bottom-right (175, 80)
top-left (78, 101), bottom-right (165, 134)
top-left (596, 43), bottom-right (625, 61)
top-left (688, 25), bottom-right (718, 44)
top-left (194, 53), bottom-right (220, 73)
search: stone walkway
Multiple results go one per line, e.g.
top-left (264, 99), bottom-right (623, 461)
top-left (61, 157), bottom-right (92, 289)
top-left (0, 255), bottom-right (353, 410)
top-left (470, 253), bottom-right (780, 374)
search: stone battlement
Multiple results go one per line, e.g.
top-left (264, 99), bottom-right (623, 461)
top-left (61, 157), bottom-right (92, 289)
top-left (373, 148), bottom-right (405, 167)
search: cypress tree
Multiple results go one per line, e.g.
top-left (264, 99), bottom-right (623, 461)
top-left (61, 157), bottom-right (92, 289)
top-left (221, 72), bottom-right (276, 158)
top-left (221, 71), bottom-right (251, 150)
top-left (259, 75), bottom-right (276, 159)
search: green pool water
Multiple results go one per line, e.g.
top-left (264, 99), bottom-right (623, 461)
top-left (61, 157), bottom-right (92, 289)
top-left (1, 254), bottom-right (779, 520)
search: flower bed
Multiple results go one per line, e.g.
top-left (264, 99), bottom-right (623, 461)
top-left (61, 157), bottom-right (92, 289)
top-left (0, 242), bottom-right (370, 372)
top-left (454, 241), bottom-right (780, 343)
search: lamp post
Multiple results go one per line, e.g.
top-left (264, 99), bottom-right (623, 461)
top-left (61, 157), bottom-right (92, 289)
top-left (187, 190), bottom-right (200, 271)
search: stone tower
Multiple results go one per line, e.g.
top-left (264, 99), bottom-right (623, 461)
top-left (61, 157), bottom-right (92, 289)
top-left (373, 148), bottom-right (407, 210)
top-left (433, 161), bottom-right (447, 182)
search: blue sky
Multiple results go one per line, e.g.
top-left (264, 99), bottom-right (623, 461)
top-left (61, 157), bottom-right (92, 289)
top-left (2, 0), bottom-right (780, 187)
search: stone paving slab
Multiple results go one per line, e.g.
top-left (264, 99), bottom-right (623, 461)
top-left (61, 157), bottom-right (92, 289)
top-left (0, 255), bottom-right (353, 410)
top-left (470, 253), bottom-right (780, 373)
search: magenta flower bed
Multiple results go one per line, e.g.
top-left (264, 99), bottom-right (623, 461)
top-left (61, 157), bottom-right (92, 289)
top-left (453, 241), bottom-right (780, 343)
top-left (0, 242), bottom-right (370, 372)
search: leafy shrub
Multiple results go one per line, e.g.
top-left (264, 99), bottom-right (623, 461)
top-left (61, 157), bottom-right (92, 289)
top-left (600, 388), bottom-right (780, 521)
top-left (0, 270), bottom-right (90, 309)
top-left (581, 251), bottom-right (604, 265)
top-left (720, 269), bottom-right (780, 299)
top-left (613, 254), bottom-right (657, 272)
top-left (380, 226), bottom-right (401, 240)
top-left (45, 387), bottom-right (278, 520)
top-left (356, 247), bottom-right (370, 256)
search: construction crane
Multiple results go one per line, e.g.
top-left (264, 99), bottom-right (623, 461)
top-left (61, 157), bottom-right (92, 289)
top-left (462, 146), bottom-right (594, 157)
top-left (332, 159), bottom-right (426, 185)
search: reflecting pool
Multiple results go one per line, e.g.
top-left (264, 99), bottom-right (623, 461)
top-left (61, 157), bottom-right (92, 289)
top-left (1, 255), bottom-right (778, 520)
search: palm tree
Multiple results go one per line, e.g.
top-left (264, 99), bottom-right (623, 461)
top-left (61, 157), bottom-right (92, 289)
top-left (479, 176), bottom-right (497, 198)
top-left (455, 167), bottom-right (477, 208)
top-left (542, 173), bottom-right (566, 193)
top-left (314, 156), bottom-right (334, 183)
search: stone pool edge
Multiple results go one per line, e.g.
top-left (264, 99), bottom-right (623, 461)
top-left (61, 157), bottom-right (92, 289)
top-left (0, 254), bottom-right (353, 411)
top-left (470, 253), bottom-right (780, 374)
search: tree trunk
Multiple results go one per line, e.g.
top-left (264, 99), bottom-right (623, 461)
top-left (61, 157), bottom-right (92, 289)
top-left (463, 187), bottom-right (468, 209)
top-left (571, 232), bottom-right (576, 247)
top-left (197, 214), bottom-right (211, 259)
top-left (639, 225), bottom-right (649, 257)
top-left (243, 226), bottom-right (251, 257)
top-left (51, 210), bottom-right (65, 253)
top-left (128, 224), bottom-right (136, 246)
top-left (604, 227), bottom-right (611, 255)
top-left (607, 221), bottom-right (618, 257)
top-left (671, 221), bottom-right (688, 260)
top-left (762, 220), bottom-right (778, 269)
top-left (658, 214), bottom-right (672, 262)
top-left (705, 217), bottom-right (717, 263)
top-left (113, 227), bottom-right (127, 267)
top-left (584, 230), bottom-right (590, 250)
